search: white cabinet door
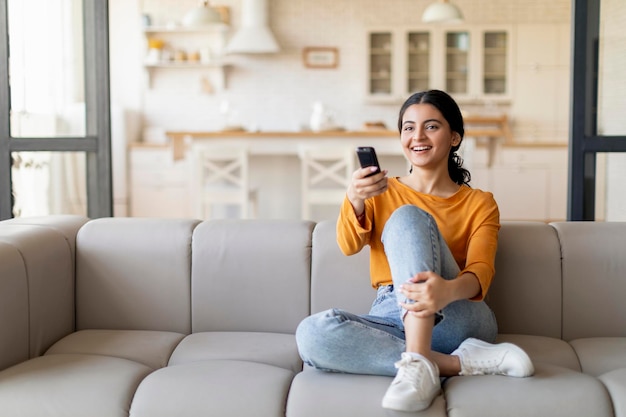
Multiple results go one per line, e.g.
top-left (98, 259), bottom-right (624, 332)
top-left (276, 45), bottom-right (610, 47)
top-left (491, 166), bottom-right (549, 220)
top-left (548, 167), bottom-right (568, 221)
top-left (511, 24), bottom-right (570, 142)
top-left (365, 25), bottom-right (512, 103)
top-left (489, 147), bottom-right (568, 221)
top-left (130, 147), bottom-right (192, 218)
top-left (131, 184), bottom-right (191, 218)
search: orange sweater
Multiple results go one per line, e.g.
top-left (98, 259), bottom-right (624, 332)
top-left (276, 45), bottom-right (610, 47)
top-left (336, 178), bottom-right (500, 301)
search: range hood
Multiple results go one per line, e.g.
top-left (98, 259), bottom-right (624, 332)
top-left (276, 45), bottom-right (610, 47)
top-left (226, 0), bottom-right (280, 54)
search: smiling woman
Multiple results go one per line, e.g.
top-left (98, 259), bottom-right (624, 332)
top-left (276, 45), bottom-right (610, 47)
top-left (296, 90), bottom-right (533, 413)
top-left (397, 90), bottom-right (470, 188)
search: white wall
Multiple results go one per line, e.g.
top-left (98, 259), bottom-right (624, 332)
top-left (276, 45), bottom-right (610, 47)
top-left (110, 0), bottom-right (571, 135)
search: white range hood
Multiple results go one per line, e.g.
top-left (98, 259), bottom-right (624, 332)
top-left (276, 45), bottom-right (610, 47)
top-left (226, 0), bottom-right (280, 54)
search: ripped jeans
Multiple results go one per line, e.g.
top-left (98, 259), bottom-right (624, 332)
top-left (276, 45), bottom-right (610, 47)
top-left (295, 205), bottom-right (497, 376)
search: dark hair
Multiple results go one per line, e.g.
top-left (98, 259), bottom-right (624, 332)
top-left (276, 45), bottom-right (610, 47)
top-left (397, 90), bottom-right (471, 186)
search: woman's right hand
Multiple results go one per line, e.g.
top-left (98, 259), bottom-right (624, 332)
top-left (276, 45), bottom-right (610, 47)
top-left (347, 167), bottom-right (388, 214)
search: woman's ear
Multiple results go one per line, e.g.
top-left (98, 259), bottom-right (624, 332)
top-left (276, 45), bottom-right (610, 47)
top-left (451, 133), bottom-right (462, 147)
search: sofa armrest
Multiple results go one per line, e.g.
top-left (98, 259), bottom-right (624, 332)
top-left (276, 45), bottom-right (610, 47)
top-left (0, 241), bottom-right (29, 371)
top-left (0, 217), bottom-right (84, 363)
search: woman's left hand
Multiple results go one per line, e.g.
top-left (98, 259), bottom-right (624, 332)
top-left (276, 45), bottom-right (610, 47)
top-left (398, 271), bottom-right (453, 318)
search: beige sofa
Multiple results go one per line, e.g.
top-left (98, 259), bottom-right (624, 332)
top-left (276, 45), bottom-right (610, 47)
top-left (0, 215), bottom-right (624, 417)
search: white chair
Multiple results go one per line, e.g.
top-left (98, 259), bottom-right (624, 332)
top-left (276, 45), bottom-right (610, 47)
top-left (192, 144), bottom-right (257, 219)
top-left (298, 145), bottom-right (355, 220)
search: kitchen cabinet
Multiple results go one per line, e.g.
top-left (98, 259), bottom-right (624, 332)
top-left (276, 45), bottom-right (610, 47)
top-left (366, 25), bottom-right (512, 103)
top-left (470, 146), bottom-right (568, 221)
top-left (130, 147), bottom-right (191, 218)
top-left (129, 134), bottom-right (567, 222)
top-left (510, 24), bottom-right (570, 142)
top-left (143, 24), bottom-right (230, 90)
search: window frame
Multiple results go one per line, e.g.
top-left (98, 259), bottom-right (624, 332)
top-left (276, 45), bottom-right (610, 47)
top-left (0, 0), bottom-right (112, 220)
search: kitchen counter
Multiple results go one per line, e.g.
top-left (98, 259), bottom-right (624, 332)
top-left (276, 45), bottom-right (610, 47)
top-left (127, 125), bottom-right (568, 221)
top-left (157, 115), bottom-right (514, 162)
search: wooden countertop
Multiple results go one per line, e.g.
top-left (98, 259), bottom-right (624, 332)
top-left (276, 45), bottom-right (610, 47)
top-left (166, 129), bottom-right (398, 139)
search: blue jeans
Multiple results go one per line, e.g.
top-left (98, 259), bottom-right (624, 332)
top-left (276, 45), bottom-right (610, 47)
top-left (296, 205), bottom-right (497, 376)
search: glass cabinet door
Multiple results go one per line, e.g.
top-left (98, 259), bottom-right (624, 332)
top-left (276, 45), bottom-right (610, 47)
top-left (483, 31), bottom-right (508, 94)
top-left (445, 31), bottom-right (469, 94)
top-left (368, 32), bottom-right (393, 95)
top-left (407, 32), bottom-right (430, 93)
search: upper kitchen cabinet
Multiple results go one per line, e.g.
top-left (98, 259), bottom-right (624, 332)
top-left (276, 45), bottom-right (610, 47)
top-left (143, 24), bottom-right (231, 90)
top-left (367, 32), bottom-right (395, 99)
top-left (366, 26), bottom-right (512, 104)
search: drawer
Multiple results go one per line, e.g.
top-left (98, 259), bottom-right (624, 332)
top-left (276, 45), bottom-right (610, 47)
top-left (499, 148), bottom-right (567, 167)
top-left (131, 165), bottom-right (189, 186)
top-left (130, 148), bottom-right (180, 168)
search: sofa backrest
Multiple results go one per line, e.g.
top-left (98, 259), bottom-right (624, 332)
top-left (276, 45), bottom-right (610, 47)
top-left (191, 219), bottom-right (315, 334)
top-left (488, 222), bottom-right (563, 338)
top-left (310, 220), bottom-right (373, 315)
top-left (309, 220), bottom-right (565, 339)
top-left (76, 217), bottom-right (200, 334)
top-left (552, 222), bottom-right (626, 340)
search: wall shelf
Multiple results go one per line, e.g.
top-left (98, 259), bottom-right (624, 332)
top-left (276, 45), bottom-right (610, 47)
top-left (142, 24), bottom-right (230, 91)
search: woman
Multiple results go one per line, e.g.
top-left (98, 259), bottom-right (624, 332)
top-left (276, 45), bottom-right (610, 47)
top-left (295, 90), bottom-right (534, 412)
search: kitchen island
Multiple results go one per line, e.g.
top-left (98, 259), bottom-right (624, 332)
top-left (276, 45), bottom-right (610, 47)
top-left (130, 130), bottom-right (411, 221)
top-left (128, 117), bottom-right (567, 222)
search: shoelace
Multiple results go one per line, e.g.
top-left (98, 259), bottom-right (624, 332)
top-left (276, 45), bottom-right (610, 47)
top-left (394, 356), bottom-right (423, 386)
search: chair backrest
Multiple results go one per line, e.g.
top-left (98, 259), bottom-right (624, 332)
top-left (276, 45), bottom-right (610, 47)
top-left (194, 145), bottom-right (249, 189)
top-left (192, 144), bottom-right (251, 218)
top-left (299, 145), bottom-right (355, 220)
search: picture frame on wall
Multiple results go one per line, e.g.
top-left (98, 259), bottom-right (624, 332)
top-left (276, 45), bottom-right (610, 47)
top-left (303, 47), bottom-right (339, 69)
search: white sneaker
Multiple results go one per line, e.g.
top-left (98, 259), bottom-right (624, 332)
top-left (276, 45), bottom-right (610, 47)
top-left (381, 352), bottom-right (440, 412)
top-left (452, 338), bottom-right (534, 377)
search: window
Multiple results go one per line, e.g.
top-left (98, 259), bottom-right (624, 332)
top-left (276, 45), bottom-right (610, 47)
top-left (0, 0), bottom-right (112, 219)
top-left (569, 0), bottom-right (626, 220)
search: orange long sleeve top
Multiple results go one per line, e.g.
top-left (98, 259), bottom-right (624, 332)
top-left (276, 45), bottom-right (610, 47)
top-left (336, 178), bottom-right (500, 301)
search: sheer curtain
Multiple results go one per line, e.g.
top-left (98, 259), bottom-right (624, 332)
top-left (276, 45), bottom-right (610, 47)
top-left (9, 0), bottom-right (86, 217)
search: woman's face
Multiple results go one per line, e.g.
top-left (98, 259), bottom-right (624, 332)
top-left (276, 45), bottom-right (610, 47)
top-left (399, 103), bottom-right (460, 172)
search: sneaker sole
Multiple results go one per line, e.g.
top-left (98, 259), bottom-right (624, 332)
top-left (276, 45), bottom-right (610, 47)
top-left (381, 388), bottom-right (440, 412)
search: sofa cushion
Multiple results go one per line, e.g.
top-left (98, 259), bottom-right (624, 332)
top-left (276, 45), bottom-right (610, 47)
top-left (0, 354), bottom-right (152, 417)
top-left (45, 329), bottom-right (186, 369)
top-left (76, 217), bottom-right (200, 333)
top-left (488, 222), bottom-right (563, 338)
top-left (0, 242), bottom-right (29, 371)
top-left (443, 363), bottom-right (614, 417)
top-left (130, 360), bottom-right (294, 417)
top-left (286, 369), bottom-right (447, 417)
top-left (599, 368), bottom-right (626, 417)
top-left (497, 334), bottom-right (581, 372)
top-left (569, 337), bottom-right (626, 377)
top-left (191, 220), bottom-right (314, 334)
top-left (0, 225), bottom-right (74, 357)
top-left (168, 332), bottom-right (301, 372)
top-left (552, 221), bottom-right (626, 340)
top-left (310, 220), bottom-right (374, 315)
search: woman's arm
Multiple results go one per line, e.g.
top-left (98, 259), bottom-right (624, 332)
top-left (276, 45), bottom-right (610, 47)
top-left (399, 271), bottom-right (480, 317)
top-left (336, 166), bottom-right (388, 255)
